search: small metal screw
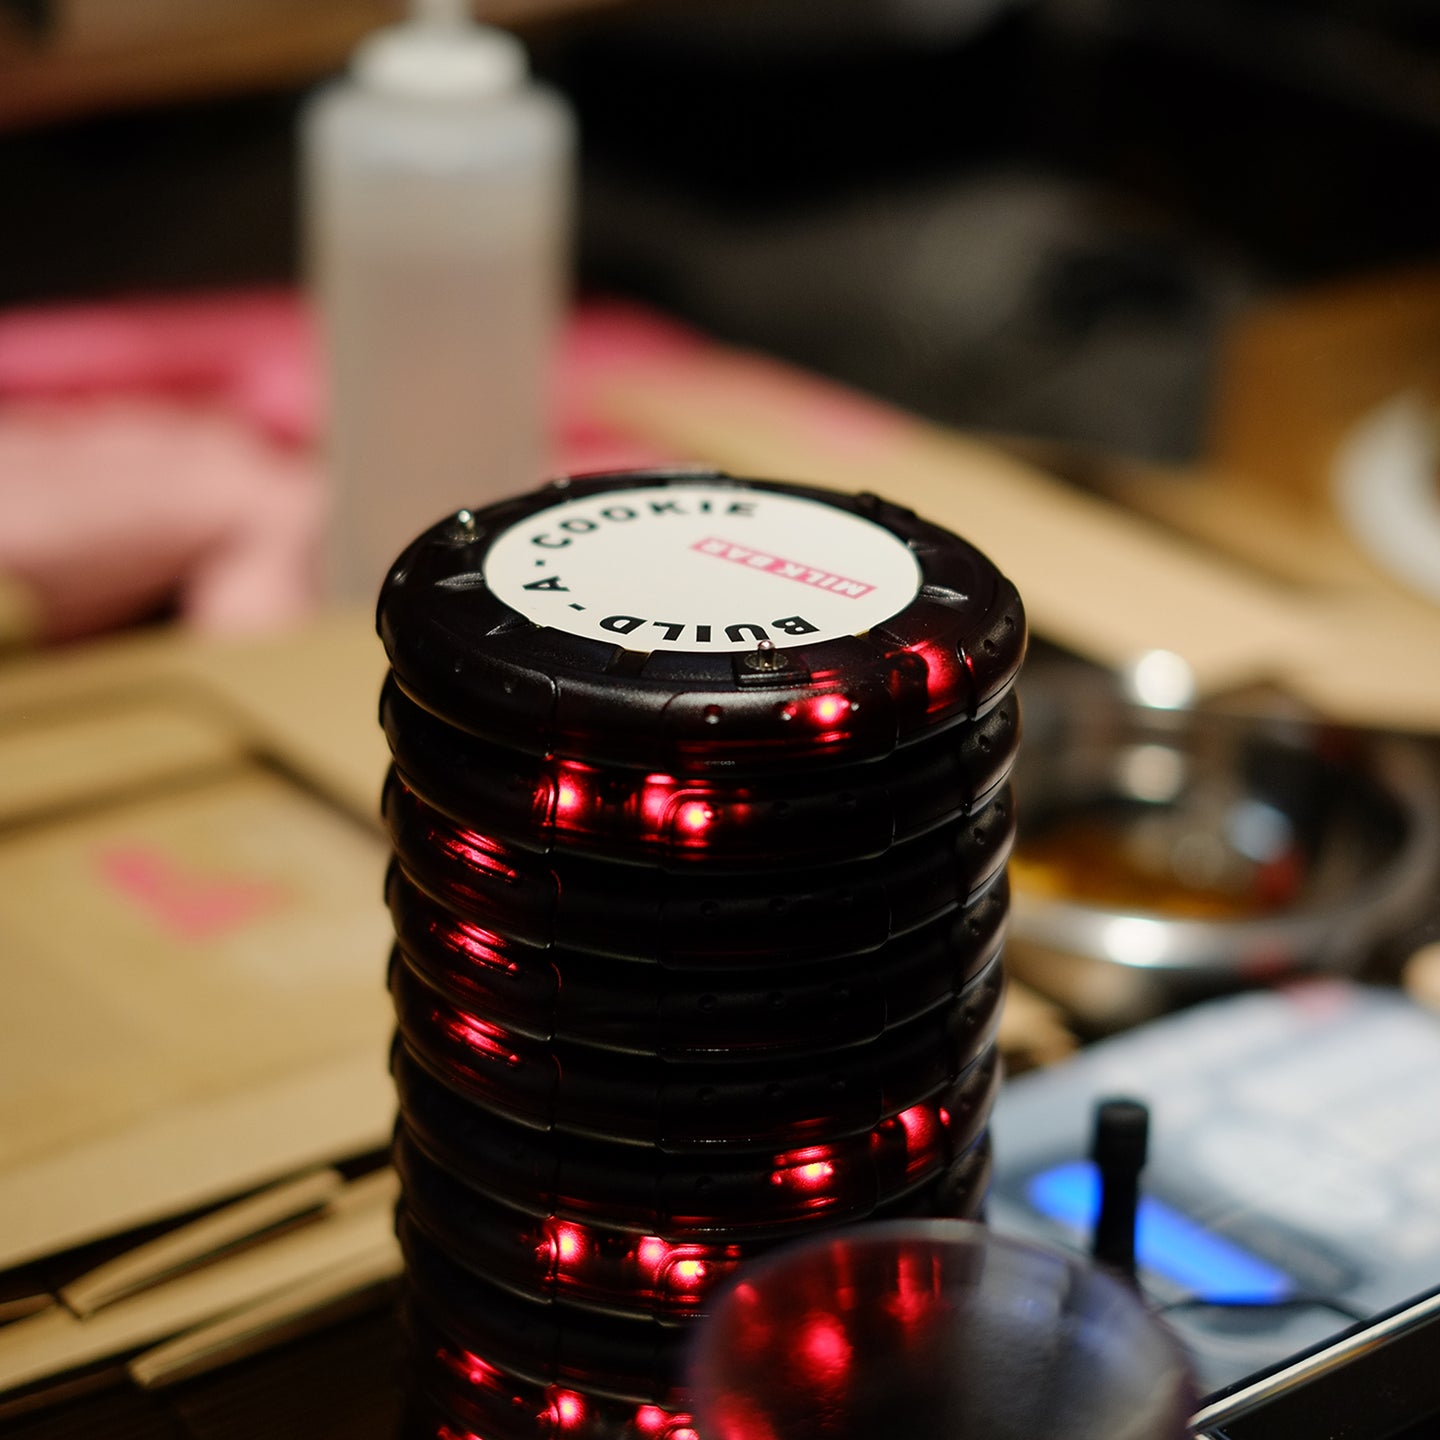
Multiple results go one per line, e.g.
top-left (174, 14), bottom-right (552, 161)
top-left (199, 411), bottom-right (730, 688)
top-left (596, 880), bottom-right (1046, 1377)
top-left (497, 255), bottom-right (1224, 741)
top-left (743, 639), bottom-right (787, 673)
top-left (446, 509), bottom-right (479, 542)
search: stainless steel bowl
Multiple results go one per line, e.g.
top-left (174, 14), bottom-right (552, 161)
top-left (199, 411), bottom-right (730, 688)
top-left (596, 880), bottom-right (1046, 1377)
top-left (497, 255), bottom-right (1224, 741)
top-left (1007, 661), bottom-right (1440, 1031)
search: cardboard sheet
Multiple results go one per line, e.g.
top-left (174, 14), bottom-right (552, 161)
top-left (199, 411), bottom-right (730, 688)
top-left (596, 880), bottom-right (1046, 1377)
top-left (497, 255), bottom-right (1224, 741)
top-left (0, 644), bottom-right (393, 1269)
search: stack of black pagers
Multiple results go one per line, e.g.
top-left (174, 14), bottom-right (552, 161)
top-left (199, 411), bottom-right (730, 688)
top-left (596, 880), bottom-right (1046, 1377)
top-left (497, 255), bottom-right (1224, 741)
top-left (376, 473), bottom-right (1025, 1440)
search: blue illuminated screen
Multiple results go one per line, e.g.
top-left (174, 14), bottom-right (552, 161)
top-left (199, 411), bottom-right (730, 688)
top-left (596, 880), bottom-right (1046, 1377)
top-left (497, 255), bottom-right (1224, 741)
top-left (1025, 1161), bottom-right (1295, 1303)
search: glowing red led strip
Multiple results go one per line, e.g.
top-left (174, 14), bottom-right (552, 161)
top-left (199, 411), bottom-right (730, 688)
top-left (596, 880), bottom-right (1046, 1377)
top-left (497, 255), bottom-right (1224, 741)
top-left (435, 825), bottom-right (519, 881)
top-left (439, 1009), bottom-right (522, 1068)
top-left (561, 1226), bottom-right (732, 1296)
top-left (439, 1344), bottom-right (702, 1440)
top-left (433, 917), bottom-right (518, 975)
top-left (769, 1145), bottom-right (837, 1192)
top-left (549, 763), bottom-right (721, 842)
top-left (903, 637), bottom-right (971, 715)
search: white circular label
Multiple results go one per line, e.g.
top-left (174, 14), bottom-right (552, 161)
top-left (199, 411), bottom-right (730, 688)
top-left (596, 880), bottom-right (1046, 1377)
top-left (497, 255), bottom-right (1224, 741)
top-left (484, 484), bottom-right (923, 652)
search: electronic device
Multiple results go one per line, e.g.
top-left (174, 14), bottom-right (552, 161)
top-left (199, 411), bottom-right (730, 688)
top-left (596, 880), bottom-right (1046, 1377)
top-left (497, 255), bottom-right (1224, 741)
top-left (990, 981), bottom-right (1440, 1393)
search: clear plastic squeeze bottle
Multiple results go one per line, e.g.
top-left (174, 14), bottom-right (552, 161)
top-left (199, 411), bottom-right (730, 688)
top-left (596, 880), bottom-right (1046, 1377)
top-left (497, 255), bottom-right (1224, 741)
top-left (302, 0), bottom-right (574, 600)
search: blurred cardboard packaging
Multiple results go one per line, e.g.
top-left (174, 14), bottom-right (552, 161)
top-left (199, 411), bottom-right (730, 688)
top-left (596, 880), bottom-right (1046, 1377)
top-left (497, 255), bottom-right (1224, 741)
top-left (0, 612), bottom-right (393, 1271)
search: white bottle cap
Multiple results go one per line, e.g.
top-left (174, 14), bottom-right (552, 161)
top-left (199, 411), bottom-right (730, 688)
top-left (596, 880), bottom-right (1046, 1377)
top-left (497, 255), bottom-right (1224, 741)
top-left (353, 17), bottom-right (527, 100)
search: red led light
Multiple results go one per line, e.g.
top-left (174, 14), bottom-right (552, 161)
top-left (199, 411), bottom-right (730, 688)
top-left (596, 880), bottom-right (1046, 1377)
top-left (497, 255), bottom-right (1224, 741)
top-left (640, 774), bottom-right (675, 829)
top-left (436, 918), bottom-right (518, 975)
top-left (545, 755), bottom-right (647, 835)
top-left (441, 1008), bottom-right (522, 1067)
top-left (643, 778), bottom-right (726, 844)
top-left (769, 1145), bottom-right (837, 1192)
top-left (903, 638), bottom-right (968, 715)
top-left (676, 800), bottom-right (714, 834)
top-left (897, 1103), bottom-right (937, 1149)
top-left (670, 1257), bottom-right (707, 1288)
top-left (437, 824), bottom-right (518, 881)
top-left (895, 1102), bottom-right (943, 1180)
top-left (631, 1235), bottom-right (738, 1302)
top-left (541, 1217), bottom-right (590, 1271)
top-left (439, 1345), bottom-right (500, 1390)
top-left (545, 1389), bottom-right (586, 1431)
top-left (637, 1235), bottom-right (669, 1275)
top-left (547, 758), bottom-right (638, 834)
top-left (810, 693), bottom-right (849, 726)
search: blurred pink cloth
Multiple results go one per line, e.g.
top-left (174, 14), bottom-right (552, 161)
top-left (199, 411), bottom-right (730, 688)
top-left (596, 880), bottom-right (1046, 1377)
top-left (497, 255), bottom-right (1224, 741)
top-left (0, 290), bottom-right (692, 643)
top-left (0, 398), bottom-right (323, 640)
top-left (0, 291), bottom-right (324, 640)
top-left (0, 289), bottom-right (320, 446)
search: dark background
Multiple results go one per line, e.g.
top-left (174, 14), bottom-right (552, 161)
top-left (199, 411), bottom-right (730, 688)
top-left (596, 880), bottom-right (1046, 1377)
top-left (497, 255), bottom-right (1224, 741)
top-left (4, 0), bottom-right (1440, 460)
